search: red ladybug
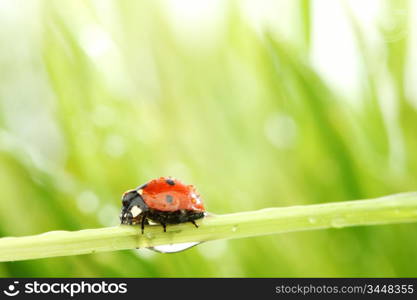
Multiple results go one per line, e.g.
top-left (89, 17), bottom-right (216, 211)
top-left (120, 177), bottom-right (206, 233)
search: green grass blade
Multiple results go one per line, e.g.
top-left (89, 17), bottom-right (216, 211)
top-left (1, 192), bottom-right (417, 262)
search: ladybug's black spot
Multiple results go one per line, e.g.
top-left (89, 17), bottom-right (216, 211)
top-left (165, 195), bottom-right (174, 204)
top-left (166, 179), bottom-right (175, 186)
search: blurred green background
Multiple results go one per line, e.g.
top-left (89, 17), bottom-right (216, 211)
top-left (0, 0), bottom-right (417, 277)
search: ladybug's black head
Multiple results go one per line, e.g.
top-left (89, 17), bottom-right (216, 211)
top-left (120, 190), bottom-right (148, 225)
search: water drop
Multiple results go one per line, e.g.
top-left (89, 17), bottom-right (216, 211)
top-left (308, 217), bottom-right (317, 224)
top-left (331, 217), bottom-right (348, 228)
top-left (231, 225), bottom-right (238, 232)
top-left (147, 242), bottom-right (202, 253)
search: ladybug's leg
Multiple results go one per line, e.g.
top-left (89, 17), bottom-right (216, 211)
top-left (141, 214), bottom-right (147, 234)
top-left (190, 220), bottom-right (199, 228)
top-left (161, 222), bottom-right (167, 232)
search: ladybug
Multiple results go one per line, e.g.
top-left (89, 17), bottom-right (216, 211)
top-left (120, 177), bottom-right (206, 233)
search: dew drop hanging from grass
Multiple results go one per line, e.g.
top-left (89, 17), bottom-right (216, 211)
top-left (146, 242), bottom-right (202, 253)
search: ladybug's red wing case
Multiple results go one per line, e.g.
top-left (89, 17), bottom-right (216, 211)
top-left (140, 177), bottom-right (205, 212)
top-left (120, 177), bottom-right (206, 233)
